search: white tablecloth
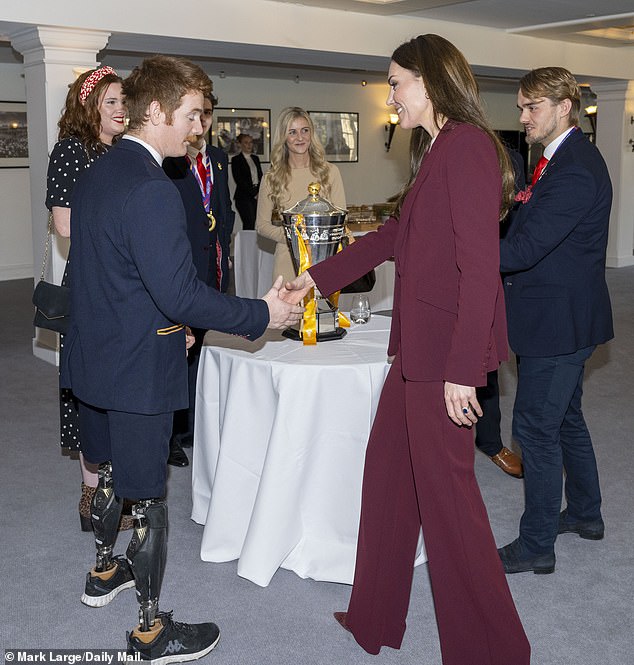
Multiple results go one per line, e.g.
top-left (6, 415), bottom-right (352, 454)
top-left (233, 229), bottom-right (395, 312)
top-left (191, 314), bottom-right (426, 586)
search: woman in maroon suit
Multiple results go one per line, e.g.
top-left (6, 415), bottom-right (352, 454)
top-left (287, 35), bottom-right (530, 665)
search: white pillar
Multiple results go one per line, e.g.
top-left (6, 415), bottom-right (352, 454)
top-left (593, 81), bottom-right (634, 268)
top-left (10, 26), bottom-right (110, 364)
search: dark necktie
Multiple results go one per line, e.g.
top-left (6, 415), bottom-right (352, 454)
top-left (531, 156), bottom-right (549, 186)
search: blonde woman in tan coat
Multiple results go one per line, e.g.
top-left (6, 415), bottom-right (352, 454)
top-left (256, 107), bottom-right (346, 282)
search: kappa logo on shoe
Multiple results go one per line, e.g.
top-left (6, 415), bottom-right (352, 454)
top-left (161, 640), bottom-right (186, 656)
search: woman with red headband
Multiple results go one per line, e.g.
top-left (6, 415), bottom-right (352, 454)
top-left (45, 66), bottom-right (128, 531)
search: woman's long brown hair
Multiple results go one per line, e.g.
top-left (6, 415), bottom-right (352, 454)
top-left (391, 35), bottom-right (514, 221)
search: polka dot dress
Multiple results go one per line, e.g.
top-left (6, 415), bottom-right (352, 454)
top-left (46, 137), bottom-right (105, 451)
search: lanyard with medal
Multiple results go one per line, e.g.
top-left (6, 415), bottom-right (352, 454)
top-left (191, 152), bottom-right (216, 231)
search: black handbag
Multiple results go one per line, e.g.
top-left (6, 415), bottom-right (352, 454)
top-left (341, 269), bottom-right (376, 294)
top-left (340, 230), bottom-right (377, 294)
top-left (33, 213), bottom-right (70, 334)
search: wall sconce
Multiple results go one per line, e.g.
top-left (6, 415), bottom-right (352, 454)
top-left (385, 113), bottom-right (399, 152)
top-left (584, 104), bottom-right (597, 141)
top-left (629, 116), bottom-right (634, 152)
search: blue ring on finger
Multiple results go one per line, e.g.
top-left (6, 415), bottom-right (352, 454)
top-left (462, 407), bottom-right (469, 415)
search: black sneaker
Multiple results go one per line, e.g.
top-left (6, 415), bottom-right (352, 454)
top-left (127, 611), bottom-right (220, 664)
top-left (81, 555), bottom-right (135, 607)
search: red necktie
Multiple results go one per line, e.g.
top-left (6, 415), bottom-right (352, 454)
top-left (195, 152), bottom-right (208, 192)
top-left (531, 156), bottom-right (549, 186)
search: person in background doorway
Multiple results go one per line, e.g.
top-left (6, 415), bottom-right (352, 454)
top-left (231, 133), bottom-right (263, 230)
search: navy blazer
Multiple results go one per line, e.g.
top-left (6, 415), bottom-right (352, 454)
top-left (231, 151), bottom-right (263, 201)
top-left (500, 128), bottom-right (614, 357)
top-left (164, 145), bottom-right (235, 291)
top-left (61, 138), bottom-right (268, 415)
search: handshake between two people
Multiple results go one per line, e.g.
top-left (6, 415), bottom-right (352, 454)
top-left (262, 272), bottom-right (317, 330)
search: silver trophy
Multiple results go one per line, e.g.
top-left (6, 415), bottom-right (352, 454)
top-left (282, 182), bottom-right (347, 342)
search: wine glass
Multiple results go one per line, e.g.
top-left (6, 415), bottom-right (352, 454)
top-left (349, 293), bottom-right (371, 324)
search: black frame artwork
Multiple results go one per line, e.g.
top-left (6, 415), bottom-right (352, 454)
top-left (308, 111), bottom-right (359, 163)
top-left (0, 101), bottom-right (28, 168)
top-left (212, 108), bottom-right (271, 162)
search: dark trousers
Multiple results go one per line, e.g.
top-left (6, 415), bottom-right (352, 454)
top-left (172, 327), bottom-right (205, 443)
top-left (78, 401), bottom-right (172, 499)
top-left (475, 369), bottom-right (503, 457)
top-left (513, 346), bottom-right (601, 556)
top-left (345, 356), bottom-right (530, 665)
top-left (235, 197), bottom-right (257, 231)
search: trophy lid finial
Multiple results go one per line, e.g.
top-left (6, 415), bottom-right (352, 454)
top-left (308, 182), bottom-right (321, 199)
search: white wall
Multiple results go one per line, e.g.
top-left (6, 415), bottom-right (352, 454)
top-left (0, 63), bottom-right (31, 281)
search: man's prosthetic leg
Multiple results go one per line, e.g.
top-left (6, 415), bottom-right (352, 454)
top-left (80, 462), bottom-right (135, 607)
top-left (92, 462), bottom-right (123, 570)
top-left (125, 499), bottom-right (221, 658)
top-left (126, 500), bottom-right (167, 634)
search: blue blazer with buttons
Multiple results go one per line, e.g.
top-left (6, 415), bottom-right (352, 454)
top-left (163, 144), bottom-right (235, 292)
top-left (500, 127), bottom-right (614, 357)
top-left (60, 138), bottom-right (268, 415)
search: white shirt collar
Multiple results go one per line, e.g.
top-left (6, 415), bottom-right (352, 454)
top-left (186, 139), bottom-right (207, 162)
top-left (543, 126), bottom-right (576, 160)
top-left (122, 134), bottom-right (163, 165)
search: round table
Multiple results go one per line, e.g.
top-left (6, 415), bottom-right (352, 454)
top-left (190, 314), bottom-right (426, 586)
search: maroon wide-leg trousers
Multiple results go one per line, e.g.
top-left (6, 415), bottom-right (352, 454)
top-left (344, 357), bottom-right (531, 665)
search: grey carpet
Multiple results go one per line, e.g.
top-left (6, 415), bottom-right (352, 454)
top-left (1, 270), bottom-right (632, 664)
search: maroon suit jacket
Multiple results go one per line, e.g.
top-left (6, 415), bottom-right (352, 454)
top-left (310, 121), bottom-right (507, 387)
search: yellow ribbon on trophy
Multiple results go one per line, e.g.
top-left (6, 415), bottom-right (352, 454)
top-left (293, 215), bottom-right (317, 345)
top-left (293, 215), bottom-right (350, 345)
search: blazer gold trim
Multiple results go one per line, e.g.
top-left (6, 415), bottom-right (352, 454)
top-left (156, 324), bottom-right (185, 336)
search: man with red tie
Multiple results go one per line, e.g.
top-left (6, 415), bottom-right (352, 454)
top-left (163, 80), bottom-right (235, 466)
top-left (497, 67), bottom-right (614, 574)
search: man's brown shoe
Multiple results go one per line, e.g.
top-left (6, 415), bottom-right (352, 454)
top-left (490, 447), bottom-right (524, 478)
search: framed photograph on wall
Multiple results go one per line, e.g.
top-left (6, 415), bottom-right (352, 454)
top-left (211, 108), bottom-right (271, 162)
top-left (308, 111), bottom-right (358, 162)
top-left (0, 101), bottom-right (28, 168)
